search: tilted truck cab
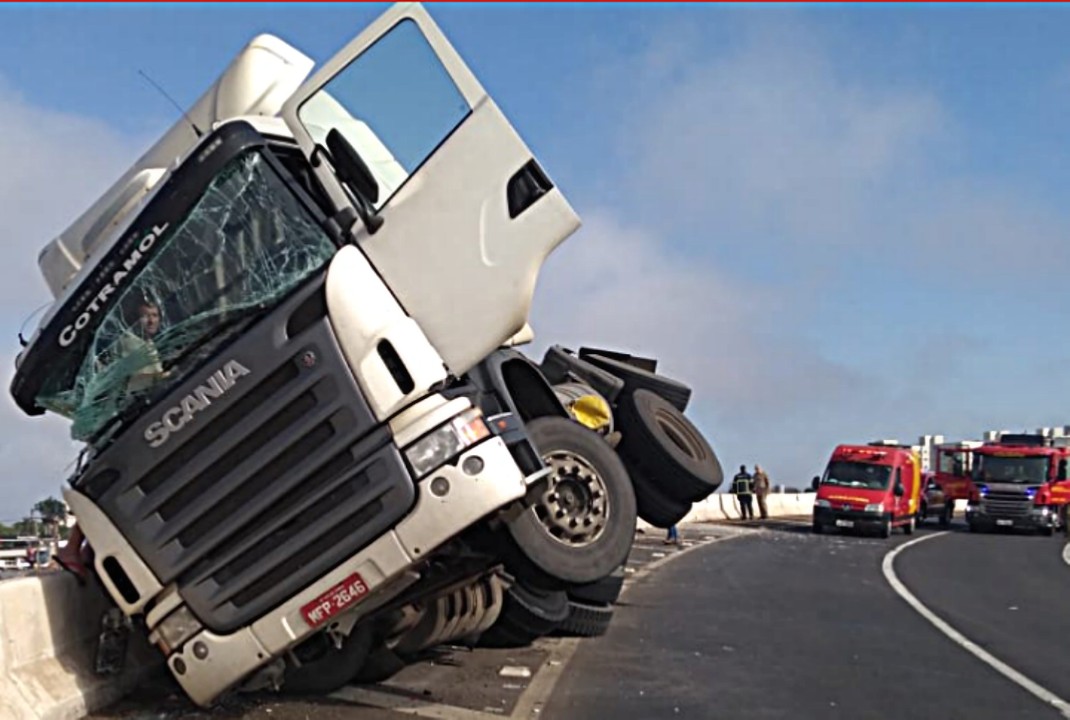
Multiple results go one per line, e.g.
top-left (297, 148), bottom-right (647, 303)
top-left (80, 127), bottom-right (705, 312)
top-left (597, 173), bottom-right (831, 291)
top-left (7, 3), bottom-right (641, 706)
top-left (812, 442), bottom-right (921, 538)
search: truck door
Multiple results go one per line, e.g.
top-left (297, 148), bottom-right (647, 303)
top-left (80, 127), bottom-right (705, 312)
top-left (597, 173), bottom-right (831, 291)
top-left (281, 2), bottom-right (581, 376)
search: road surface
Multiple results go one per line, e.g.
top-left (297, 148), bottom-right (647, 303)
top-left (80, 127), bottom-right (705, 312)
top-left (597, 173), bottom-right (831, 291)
top-left (93, 520), bottom-right (1070, 720)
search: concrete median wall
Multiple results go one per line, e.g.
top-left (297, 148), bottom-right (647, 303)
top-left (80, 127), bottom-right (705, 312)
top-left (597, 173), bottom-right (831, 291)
top-left (0, 573), bottom-right (160, 720)
top-left (638, 491), bottom-right (815, 532)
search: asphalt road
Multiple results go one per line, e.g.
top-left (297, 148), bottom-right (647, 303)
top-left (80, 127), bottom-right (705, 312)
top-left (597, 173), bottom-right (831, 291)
top-left (93, 520), bottom-right (1070, 720)
top-left (543, 521), bottom-right (1068, 720)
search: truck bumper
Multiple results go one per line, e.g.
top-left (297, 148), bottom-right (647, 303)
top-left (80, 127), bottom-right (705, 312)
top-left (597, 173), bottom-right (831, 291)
top-left (813, 507), bottom-right (891, 532)
top-left (72, 434), bottom-right (529, 707)
top-left (965, 503), bottom-right (1055, 531)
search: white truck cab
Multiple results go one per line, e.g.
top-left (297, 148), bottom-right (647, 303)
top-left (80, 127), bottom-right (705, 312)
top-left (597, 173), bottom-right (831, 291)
top-left (8, 3), bottom-right (623, 706)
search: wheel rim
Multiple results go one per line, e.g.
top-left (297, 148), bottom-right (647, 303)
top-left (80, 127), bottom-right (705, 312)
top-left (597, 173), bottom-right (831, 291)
top-left (532, 450), bottom-right (610, 548)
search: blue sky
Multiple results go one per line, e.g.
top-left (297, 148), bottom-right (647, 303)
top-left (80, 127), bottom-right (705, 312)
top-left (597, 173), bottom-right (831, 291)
top-left (1, 3), bottom-right (1069, 518)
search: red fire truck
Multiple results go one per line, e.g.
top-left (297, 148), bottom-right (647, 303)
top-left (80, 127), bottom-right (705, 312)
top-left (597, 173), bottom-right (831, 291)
top-left (964, 434), bottom-right (1070, 535)
top-left (920, 441), bottom-right (980, 527)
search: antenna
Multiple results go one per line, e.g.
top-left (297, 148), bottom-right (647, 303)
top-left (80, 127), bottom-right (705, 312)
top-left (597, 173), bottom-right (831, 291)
top-left (17, 301), bottom-right (52, 347)
top-left (137, 69), bottom-right (202, 138)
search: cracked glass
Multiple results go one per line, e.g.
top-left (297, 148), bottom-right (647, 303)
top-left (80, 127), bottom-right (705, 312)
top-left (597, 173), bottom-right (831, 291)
top-left (36, 151), bottom-right (337, 443)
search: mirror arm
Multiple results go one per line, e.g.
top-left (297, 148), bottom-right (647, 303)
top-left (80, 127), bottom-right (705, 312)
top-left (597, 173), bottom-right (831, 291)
top-left (311, 146), bottom-right (384, 237)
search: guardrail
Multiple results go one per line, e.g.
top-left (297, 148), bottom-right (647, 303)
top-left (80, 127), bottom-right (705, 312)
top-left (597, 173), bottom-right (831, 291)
top-left (0, 572), bottom-right (159, 720)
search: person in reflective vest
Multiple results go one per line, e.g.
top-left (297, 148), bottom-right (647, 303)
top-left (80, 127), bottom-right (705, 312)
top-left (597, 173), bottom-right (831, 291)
top-left (732, 465), bottom-right (754, 520)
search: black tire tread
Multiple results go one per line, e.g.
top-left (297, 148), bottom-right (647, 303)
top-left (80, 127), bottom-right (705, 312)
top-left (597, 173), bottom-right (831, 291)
top-left (630, 467), bottom-right (691, 528)
top-left (616, 390), bottom-right (722, 503)
top-left (555, 600), bottom-right (614, 638)
top-left (566, 567), bottom-right (626, 606)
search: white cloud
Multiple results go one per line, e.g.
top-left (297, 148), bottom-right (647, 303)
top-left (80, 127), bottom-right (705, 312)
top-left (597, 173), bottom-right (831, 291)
top-left (530, 17), bottom-right (1070, 487)
top-left (0, 77), bottom-right (142, 519)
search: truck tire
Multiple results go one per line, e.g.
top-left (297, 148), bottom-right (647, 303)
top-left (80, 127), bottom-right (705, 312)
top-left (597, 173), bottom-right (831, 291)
top-left (939, 503), bottom-right (953, 528)
top-left (566, 566), bottom-right (626, 606)
top-left (505, 417), bottom-right (637, 586)
top-left (903, 517), bottom-right (915, 535)
top-left (579, 352), bottom-right (692, 412)
top-left (478, 580), bottom-right (569, 648)
top-left (631, 468), bottom-right (691, 528)
top-left (282, 623), bottom-right (374, 695)
top-left (617, 389), bottom-right (723, 503)
top-left (556, 600), bottom-right (614, 638)
top-left (811, 520), bottom-right (823, 535)
top-left (353, 645), bottom-right (407, 684)
top-left (879, 519), bottom-right (892, 539)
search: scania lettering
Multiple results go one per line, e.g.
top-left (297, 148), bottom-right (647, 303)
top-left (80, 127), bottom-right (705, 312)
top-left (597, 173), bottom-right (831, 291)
top-left (144, 360), bottom-right (250, 447)
top-left (8, 5), bottom-right (642, 708)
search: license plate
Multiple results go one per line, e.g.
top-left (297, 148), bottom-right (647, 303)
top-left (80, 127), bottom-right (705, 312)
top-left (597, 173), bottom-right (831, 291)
top-left (996, 519), bottom-right (1013, 527)
top-left (835, 519), bottom-right (855, 528)
top-left (300, 573), bottom-right (369, 628)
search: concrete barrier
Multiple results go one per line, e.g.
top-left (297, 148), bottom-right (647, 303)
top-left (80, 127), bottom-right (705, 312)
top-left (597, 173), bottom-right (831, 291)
top-left (637, 491), bottom-right (816, 532)
top-left (0, 572), bottom-right (160, 720)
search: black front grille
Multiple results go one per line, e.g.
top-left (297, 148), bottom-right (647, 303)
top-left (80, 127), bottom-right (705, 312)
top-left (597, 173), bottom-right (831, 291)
top-left (80, 279), bottom-right (416, 633)
top-left (982, 490), bottom-right (1033, 517)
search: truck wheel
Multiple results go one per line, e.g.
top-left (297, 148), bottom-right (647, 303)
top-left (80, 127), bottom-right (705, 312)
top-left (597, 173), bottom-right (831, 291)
top-left (505, 417), bottom-right (637, 586)
top-left (617, 389), bottom-right (723, 503)
top-left (631, 468), bottom-right (692, 528)
top-left (282, 623), bottom-right (374, 695)
top-left (478, 579), bottom-right (569, 648)
top-left (811, 520), bottom-right (823, 535)
top-left (579, 352), bottom-right (692, 412)
top-left (903, 517), bottom-right (915, 535)
top-left (879, 519), bottom-right (892, 539)
top-left (555, 600), bottom-right (614, 638)
top-left (567, 565), bottom-right (626, 606)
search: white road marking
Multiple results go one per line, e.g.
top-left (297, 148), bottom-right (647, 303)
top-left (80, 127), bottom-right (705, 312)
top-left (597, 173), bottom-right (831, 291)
top-left (883, 533), bottom-right (1070, 719)
top-left (1061, 542), bottom-right (1070, 568)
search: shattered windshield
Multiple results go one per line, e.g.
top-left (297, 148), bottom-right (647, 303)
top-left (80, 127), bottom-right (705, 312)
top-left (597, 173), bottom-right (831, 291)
top-left (822, 461), bottom-right (892, 490)
top-left (974, 455), bottom-right (1049, 484)
top-left (36, 151), bottom-right (337, 442)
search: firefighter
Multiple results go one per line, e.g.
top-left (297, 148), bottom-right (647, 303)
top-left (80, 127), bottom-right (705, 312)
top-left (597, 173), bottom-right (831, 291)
top-left (732, 465), bottom-right (755, 520)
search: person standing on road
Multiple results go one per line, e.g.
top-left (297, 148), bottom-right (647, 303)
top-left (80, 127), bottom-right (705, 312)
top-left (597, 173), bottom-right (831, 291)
top-left (731, 465), bottom-right (754, 520)
top-left (753, 465), bottom-right (771, 520)
top-left (664, 524), bottom-right (679, 545)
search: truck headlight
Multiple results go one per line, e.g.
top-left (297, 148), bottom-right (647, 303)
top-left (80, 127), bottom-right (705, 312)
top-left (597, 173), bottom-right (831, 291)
top-left (864, 504), bottom-right (885, 514)
top-left (403, 408), bottom-right (490, 479)
top-left (814, 499), bottom-right (831, 508)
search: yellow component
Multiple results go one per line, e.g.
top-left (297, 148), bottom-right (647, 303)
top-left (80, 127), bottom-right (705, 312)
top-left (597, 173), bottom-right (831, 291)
top-left (828, 495), bottom-right (870, 504)
top-left (570, 394), bottom-right (612, 431)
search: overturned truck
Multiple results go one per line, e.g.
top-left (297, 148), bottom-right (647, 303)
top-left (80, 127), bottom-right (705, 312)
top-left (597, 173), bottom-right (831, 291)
top-left (10, 2), bottom-right (721, 705)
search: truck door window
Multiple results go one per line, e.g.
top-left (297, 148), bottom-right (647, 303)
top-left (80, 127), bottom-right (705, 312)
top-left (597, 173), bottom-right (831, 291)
top-left (296, 18), bottom-right (470, 211)
top-left (36, 151), bottom-right (337, 443)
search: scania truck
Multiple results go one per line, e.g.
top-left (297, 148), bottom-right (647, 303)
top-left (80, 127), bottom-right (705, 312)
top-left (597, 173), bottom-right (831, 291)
top-left (9, 4), bottom-right (643, 705)
top-left (965, 433), bottom-right (1070, 535)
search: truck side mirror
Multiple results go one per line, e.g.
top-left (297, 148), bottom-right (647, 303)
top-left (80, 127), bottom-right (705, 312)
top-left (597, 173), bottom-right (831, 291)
top-left (894, 483), bottom-right (905, 497)
top-left (322, 128), bottom-right (384, 234)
